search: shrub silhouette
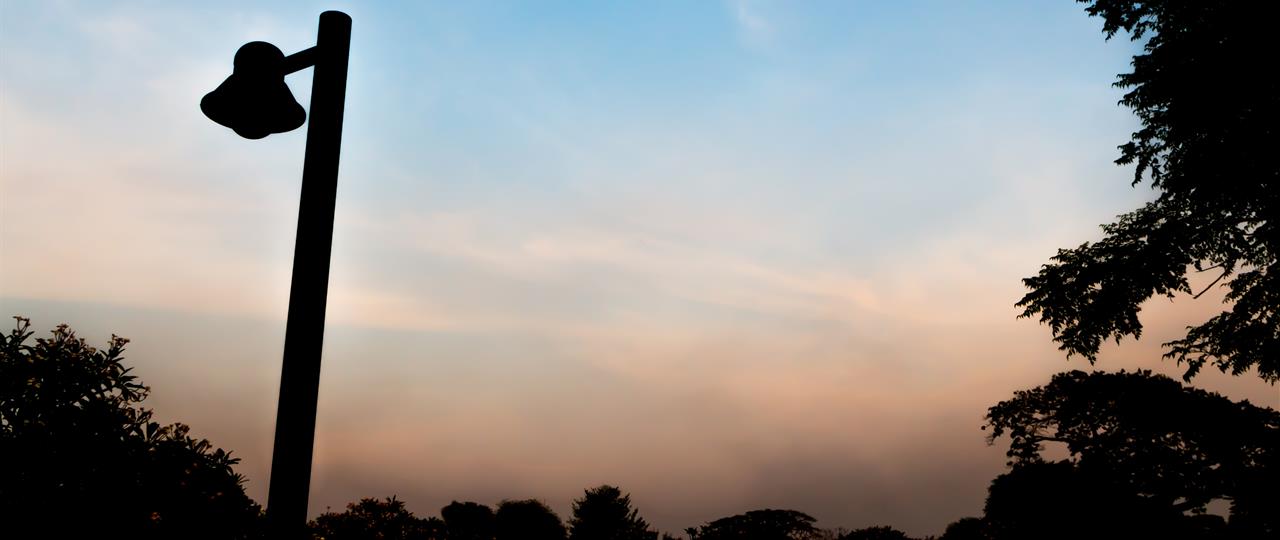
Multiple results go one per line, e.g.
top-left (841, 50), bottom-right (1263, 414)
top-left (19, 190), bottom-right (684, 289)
top-left (0, 317), bottom-right (261, 539)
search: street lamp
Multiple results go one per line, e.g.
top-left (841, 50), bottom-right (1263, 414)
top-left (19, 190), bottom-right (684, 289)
top-left (201, 11), bottom-right (351, 538)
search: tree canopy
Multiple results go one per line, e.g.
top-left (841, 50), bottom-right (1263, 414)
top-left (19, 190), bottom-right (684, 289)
top-left (983, 370), bottom-right (1278, 537)
top-left (936, 518), bottom-right (984, 540)
top-left (495, 499), bottom-right (567, 540)
top-left (442, 501), bottom-right (497, 540)
top-left (838, 526), bottom-right (913, 540)
top-left (568, 485), bottom-right (658, 540)
top-left (0, 317), bottom-right (262, 538)
top-left (1017, 0), bottom-right (1279, 381)
top-left (981, 460), bottom-right (1207, 540)
top-left (310, 497), bottom-right (445, 540)
top-left (687, 509), bottom-right (822, 540)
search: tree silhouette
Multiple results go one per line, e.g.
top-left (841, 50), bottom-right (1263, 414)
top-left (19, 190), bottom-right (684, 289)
top-left (838, 526), bottom-right (913, 540)
top-left (982, 461), bottom-right (1184, 540)
top-left (1017, 0), bottom-right (1280, 382)
top-left (568, 485), bottom-right (657, 540)
top-left (442, 501), bottom-right (496, 540)
top-left (688, 509), bottom-right (822, 540)
top-left (495, 499), bottom-right (567, 540)
top-left (937, 518), bottom-right (986, 540)
top-left (0, 317), bottom-right (262, 538)
top-left (309, 496), bottom-right (445, 540)
top-left (981, 459), bottom-right (1234, 540)
top-left (983, 370), bottom-right (1278, 536)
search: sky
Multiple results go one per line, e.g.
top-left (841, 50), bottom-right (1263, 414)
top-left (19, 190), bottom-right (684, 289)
top-left (2, 1), bottom-right (1276, 536)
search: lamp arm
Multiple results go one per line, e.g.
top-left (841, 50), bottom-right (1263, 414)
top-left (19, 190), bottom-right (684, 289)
top-left (283, 46), bottom-right (319, 75)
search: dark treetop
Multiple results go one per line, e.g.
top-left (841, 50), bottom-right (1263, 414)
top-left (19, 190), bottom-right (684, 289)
top-left (983, 369), bottom-right (1279, 536)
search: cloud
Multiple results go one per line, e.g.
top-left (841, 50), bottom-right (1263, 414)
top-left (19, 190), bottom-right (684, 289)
top-left (729, 0), bottom-right (775, 45)
top-left (732, 0), bottom-right (768, 34)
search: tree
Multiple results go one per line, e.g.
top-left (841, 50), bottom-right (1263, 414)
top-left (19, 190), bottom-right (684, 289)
top-left (983, 370), bottom-right (1278, 536)
top-left (0, 317), bottom-right (262, 538)
top-left (982, 461), bottom-right (1192, 540)
top-left (937, 518), bottom-right (986, 540)
top-left (838, 526), bottom-right (913, 540)
top-left (310, 497), bottom-right (445, 540)
top-left (495, 499), bottom-right (567, 540)
top-left (1016, 0), bottom-right (1280, 382)
top-left (689, 509), bottom-right (822, 540)
top-left (567, 485), bottom-right (657, 540)
top-left (442, 501), bottom-right (496, 540)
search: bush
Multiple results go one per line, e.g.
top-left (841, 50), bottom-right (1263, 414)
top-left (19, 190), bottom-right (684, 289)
top-left (0, 317), bottom-right (262, 539)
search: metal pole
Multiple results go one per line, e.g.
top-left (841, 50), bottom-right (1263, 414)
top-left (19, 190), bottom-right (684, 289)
top-left (266, 10), bottom-right (350, 539)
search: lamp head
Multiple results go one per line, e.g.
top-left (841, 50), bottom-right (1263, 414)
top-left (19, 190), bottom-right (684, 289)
top-left (201, 41), bottom-right (306, 139)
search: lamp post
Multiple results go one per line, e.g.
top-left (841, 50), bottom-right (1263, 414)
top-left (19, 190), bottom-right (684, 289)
top-left (201, 11), bottom-right (351, 538)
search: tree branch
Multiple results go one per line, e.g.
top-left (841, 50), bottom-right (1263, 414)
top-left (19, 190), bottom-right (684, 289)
top-left (1192, 269), bottom-right (1229, 299)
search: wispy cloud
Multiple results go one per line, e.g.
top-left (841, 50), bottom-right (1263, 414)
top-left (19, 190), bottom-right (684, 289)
top-left (729, 0), bottom-right (775, 46)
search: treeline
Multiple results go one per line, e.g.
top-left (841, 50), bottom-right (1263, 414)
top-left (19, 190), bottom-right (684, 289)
top-left (3, 318), bottom-right (1276, 539)
top-left (305, 490), bottom-right (903, 540)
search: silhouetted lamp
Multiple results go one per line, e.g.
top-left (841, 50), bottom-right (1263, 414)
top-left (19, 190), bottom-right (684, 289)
top-left (201, 11), bottom-right (350, 540)
top-left (201, 41), bottom-right (306, 139)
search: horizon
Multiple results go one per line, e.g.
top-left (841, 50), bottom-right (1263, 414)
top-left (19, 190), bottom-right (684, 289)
top-left (2, 1), bottom-right (1276, 537)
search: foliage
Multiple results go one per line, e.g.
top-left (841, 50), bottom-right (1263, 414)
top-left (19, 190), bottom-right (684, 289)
top-left (936, 518), bottom-right (985, 540)
top-left (1016, 0), bottom-right (1280, 381)
top-left (568, 485), bottom-right (658, 540)
top-left (982, 461), bottom-right (1204, 540)
top-left (688, 509), bottom-right (822, 540)
top-left (442, 501), bottom-right (496, 540)
top-left (838, 526), bottom-right (913, 540)
top-left (983, 370), bottom-right (1278, 536)
top-left (0, 317), bottom-right (262, 538)
top-left (309, 496), bottom-right (445, 540)
top-left (495, 499), bottom-right (567, 540)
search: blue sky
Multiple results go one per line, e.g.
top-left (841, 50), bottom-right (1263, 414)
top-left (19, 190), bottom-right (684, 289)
top-left (2, 1), bottom-right (1275, 535)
